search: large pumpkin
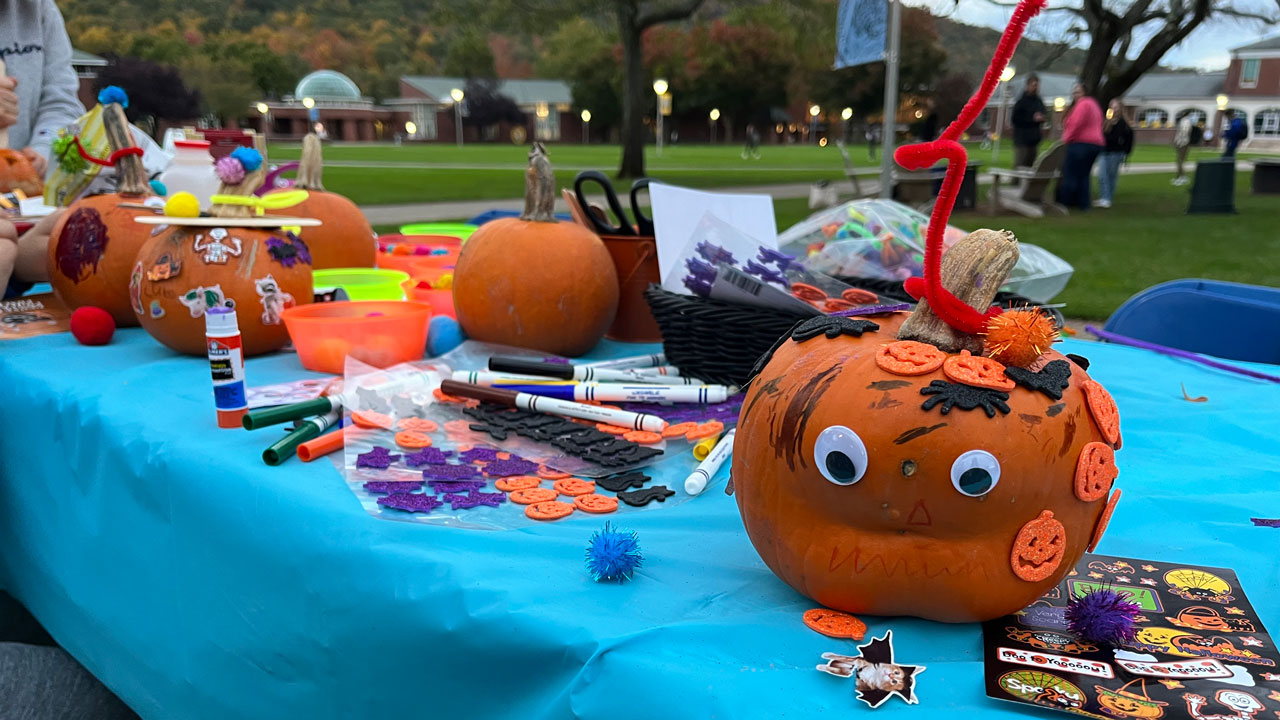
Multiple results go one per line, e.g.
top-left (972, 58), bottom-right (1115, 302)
top-left (452, 143), bottom-right (618, 356)
top-left (732, 231), bottom-right (1121, 623)
top-left (133, 165), bottom-right (313, 356)
top-left (264, 133), bottom-right (374, 269)
top-left (47, 98), bottom-right (153, 326)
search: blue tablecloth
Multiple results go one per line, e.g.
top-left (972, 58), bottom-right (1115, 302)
top-left (1, 329), bottom-right (1278, 719)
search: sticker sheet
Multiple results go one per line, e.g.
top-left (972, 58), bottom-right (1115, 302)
top-left (0, 294), bottom-right (71, 340)
top-left (984, 553), bottom-right (1279, 719)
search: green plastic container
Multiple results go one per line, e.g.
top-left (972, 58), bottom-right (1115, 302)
top-left (399, 223), bottom-right (477, 240)
top-left (312, 269), bottom-right (410, 301)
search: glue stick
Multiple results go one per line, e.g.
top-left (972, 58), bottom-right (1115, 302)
top-left (206, 307), bottom-right (247, 429)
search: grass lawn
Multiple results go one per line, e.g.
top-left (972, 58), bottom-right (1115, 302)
top-left (269, 141), bottom-right (1253, 206)
top-left (774, 172), bottom-right (1280, 319)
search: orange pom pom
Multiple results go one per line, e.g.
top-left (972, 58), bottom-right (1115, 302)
top-left (982, 309), bottom-right (1058, 368)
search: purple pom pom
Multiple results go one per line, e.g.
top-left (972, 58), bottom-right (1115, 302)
top-left (1065, 587), bottom-right (1141, 646)
top-left (215, 155), bottom-right (246, 184)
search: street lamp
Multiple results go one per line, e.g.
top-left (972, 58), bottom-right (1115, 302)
top-left (405, 121), bottom-right (417, 138)
top-left (841, 107), bottom-right (853, 143)
top-left (653, 78), bottom-right (668, 156)
top-left (301, 97), bottom-right (315, 109)
top-left (256, 102), bottom-right (270, 143)
top-left (1054, 96), bottom-right (1066, 111)
top-left (992, 65), bottom-right (1015, 163)
top-left (1216, 94), bottom-right (1229, 110)
top-left (709, 108), bottom-right (720, 144)
top-left (809, 104), bottom-right (820, 145)
top-left (581, 109), bottom-right (591, 144)
top-left (450, 88), bottom-right (465, 147)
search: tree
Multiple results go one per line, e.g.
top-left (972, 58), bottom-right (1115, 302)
top-left (987, 0), bottom-right (1278, 104)
top-left (931, 72), bottom-right (975, 126)
top-left (615, 0), bottom-right (707, 178)
top-left (462, 78), bottom-right (526, 129)
top-left (94, 55), bottom-right (202, 135)
top-left (539, 19), bottom-right (623, 136)
top-left (179, 54), bottom-right (258, 127)
top-left (443, 28), bottom-right (497, 79)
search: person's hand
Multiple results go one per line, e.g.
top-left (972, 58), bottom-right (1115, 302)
top-left (0, 218), bottom-right (17, 245)
top-left (1033, 112), bottom-right (1045, 122)
top-left (0, 76), bottom-right (17, 130)
top-left (21, 148), bottom-right (46, 176)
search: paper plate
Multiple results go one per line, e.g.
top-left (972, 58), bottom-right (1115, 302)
top-left (133, 216), bottom-right (322, 228)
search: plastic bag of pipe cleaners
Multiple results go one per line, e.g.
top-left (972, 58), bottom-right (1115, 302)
top-left (339, 355), bottom-right (741, 530)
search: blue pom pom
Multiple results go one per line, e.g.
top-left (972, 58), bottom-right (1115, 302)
top-left (585, 522), bottom-right (642, 582)
top-left (426, 315), bottom-right (465, 356)
top-left (1066, 587), bottom-right (1141, 646)
top-left (149, 180), bottom-right (168, 196)
top-left (97, 86), bottom-right (129, 108)
top-left (230, 147), bottom-right (263, 172)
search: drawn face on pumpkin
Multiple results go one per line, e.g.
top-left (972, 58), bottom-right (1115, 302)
top-left (732, 313), bottom-right (1120, 622)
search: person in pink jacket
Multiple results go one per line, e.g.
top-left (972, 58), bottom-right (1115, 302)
top-left (1056, 82), bottom-right (1105, 210)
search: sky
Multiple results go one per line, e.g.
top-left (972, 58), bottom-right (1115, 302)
top-left (903, 0), bottom-right (1280, 70)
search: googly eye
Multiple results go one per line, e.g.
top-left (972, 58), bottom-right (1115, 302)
top-left (951, 450), bottom-right (1001, 497)
top-left (814, 425), bottom-right (868, 486)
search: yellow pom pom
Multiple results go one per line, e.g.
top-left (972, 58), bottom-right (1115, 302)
top-left (164, 192), bottom-right (201, 218)
top-left (433, 272), bottom-right (453, 289)
top-left (982, 309), bottom-right (1059, 368)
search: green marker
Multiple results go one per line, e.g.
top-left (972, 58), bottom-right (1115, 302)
top-left (263, 410), bottom-right (340, 466)
top-left (243, 396), bottom-right (340, 431)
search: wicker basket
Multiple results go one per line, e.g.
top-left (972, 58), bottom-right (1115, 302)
top-left (644, 286), bottom-right (807, 387)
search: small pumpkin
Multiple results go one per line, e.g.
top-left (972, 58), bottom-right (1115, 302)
top-left (0, 59), bottom-right (41, 195)
top-left (133, 158), bottom-right (313, 356)
top-left (452, 143), bottom-right (619, 356)
top-left (264, 133), bottom-right (375, 269)
top-left (47, 95), bottom-right (153, 326)
top-left (732, 231), bottom-right (1121, 623)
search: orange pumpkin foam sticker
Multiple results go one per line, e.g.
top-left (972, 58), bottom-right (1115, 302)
top-left (1089, 489), bottom-right (1121, 552)
top-left (394, 431), bottom-right (432, 449)
top-left (526, 500), bottom-right (575, 521)
top-left (536, 465), bottom-right (571, 480)
top-left (509, 487), bottom-right (558, 505)
top-left (1074, 442), bottom-right (1118, 502)
top-left (553, 478), bottom-right (596, 497)
top-left (685, 421), bottom-right (724, 441)
top-left (662, 422), bottom-right (697, 438)
top-left (351, 410), bottom-right (393, 430)
top-left (1011, 510), bottom-right (1067, 582)
top-left (1083, 380), bottom-right (1122, 447)
top-left (596, 423), bottom-right (629, 435)
top-left (622, 430), bottom-right (663, 445)
top-left (876, 341), bottom-right (946, 376)
top-left (495, 476), bottom-right (541, 492)
top-left (803, 609), bottom-right (867, 640)
top-left (573, 494), bottom-right (618, 514)
top-left (943, 350), bottom-right (1015, 391)
top-left (791, 283), bottom-right (827, 302)
top-left (396, 417), bottom-right (438, 433)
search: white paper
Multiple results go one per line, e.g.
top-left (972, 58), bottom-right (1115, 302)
top-left (650, 183), bottom-right (777, 288)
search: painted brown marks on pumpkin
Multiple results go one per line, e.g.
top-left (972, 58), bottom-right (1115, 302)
top-left (744, 375), bottom-right (784, 421)
top-left (827, 545), bottom-right (990, 580)
top-left (1019, 413), bottom-right (1042, 438)
top-left (775, 363), bottom-right (843, 471)
top-left (54, 207), bottom-right (110, 282)
top-left (893, 423), bottom-right (946, 445)
top-left (1057, 413), bottom-right (1078, 457)
top-left (1046, 403), bottom-right (1066, 417)
top-left (869, 393), bottom-right (902, 410)
top-left (867, 380), bottom-right (911, 391)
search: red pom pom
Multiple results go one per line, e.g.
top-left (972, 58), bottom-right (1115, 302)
top-left (70, 306), bottom-right (116, 346)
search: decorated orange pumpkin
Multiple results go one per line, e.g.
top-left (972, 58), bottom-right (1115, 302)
top-left (732, 230), bottom-right (1122, 623)
top-left (133, 155), bottom-right (313, 356)
top-left (452, 143), bottom-right (618, 356)
top-left (47, 95), bottom-right (153, 326)
top-left (0, 149), bottom-right (42, 196)
top-left (264, 133), bottom-right (375, 269)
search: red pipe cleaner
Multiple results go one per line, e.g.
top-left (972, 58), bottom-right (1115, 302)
top-left (73, 136), bottom-right (144, 167)
top-left (893, 0), bottom-right (1047, 336)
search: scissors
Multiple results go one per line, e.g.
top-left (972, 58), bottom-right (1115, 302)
top-left (573, 171), bottom-right (654, 237)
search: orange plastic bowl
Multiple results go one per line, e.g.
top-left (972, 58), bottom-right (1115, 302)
top-left (281, 301), bottom-right (432, 374)
top-left (410, 286), bottom-right (455, 319)
top-left (376, 235), bottom-right (460, 273)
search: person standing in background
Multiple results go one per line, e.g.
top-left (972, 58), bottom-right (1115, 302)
top-left (1056, 82), bottom-right (1104, 211)
top-left (1221, 110), bottom-right (1247, 158)
top-left (1010, 73), bottom-right (1046, 168)
top-left (0, 0), bottom-right (86, 174)
top-left (1096, 99), bottom-right (1133, 208)
top-left (741, 123), bottom-right (760, 160)
top-left (1172, 115), bottom-right (1192, 186)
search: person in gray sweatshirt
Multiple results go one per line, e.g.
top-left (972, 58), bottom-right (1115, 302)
top-left (1, 0), bottom-right (86, 174)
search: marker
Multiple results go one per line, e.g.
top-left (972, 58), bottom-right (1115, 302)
top-left (584, 353), bottom-right (666, 369)
top-left (452, 370), bottom-right (705, 391)
top-left (628, 365), bottom-right (682, 377)
top-left (297, 426), bottom-right (347, 462)
top-left (243, 372), bottom-right (431, 430)
top-left (692, 433), bottom-right (722, 461)
top-left (263, 410), bottom-right (341, 466)
top-left (485, 383), bottom-right (730, 404)
top-left (440, 380), bottom-right (668, 433)
top-left (685, 429), bottom-right (735, 496)
top-left (489, 356), bottom-right (699, 385)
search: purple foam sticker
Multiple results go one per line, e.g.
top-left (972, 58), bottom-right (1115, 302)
top-left (403, 448), bottom-right (453, 467)
top-left (757, 247), bottom-right (795, 270)
top-left (614, 395), bottom-right (743, 427)
top-left (363, 480), bottom-right (425, 495)
top-left (695, 240), bottom-right (735, 266)
top-left (357, 446), bottom-right (402, 470)
top-left (427, 480), bottom-right (486, 493)
top-left (831, 303), bottom-right (912, 318)
top-left (421, 463), bottom-right (481, 480)
top-left (376, 493), bottom-right (443, 513)
top-left (481, 458), bottom-right (539, 477)
top-left (459, 447), bottom-right (502, 464)
top-left (743, 259), bottom-right (787, 286)
top-left (450, 491), bottom-right (506, 510)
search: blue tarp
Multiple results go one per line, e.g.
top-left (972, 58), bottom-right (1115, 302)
top-left (1, 330), bottom-right (1277, 718)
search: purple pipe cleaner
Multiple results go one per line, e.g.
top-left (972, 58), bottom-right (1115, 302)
top-left (1065, 587), bottom-right (1141, 646)
top-left (482, 458), bottom-right (539, 477)
top-left (377, 493), bottom-right (443, 513)
top-left (831, 303), bottom-right (912, 317)
top-left (459, 447), bottom-right (503, 464)
top-left (1086, 325), bottom-right (1280, 383)
top-left (421, 463), bottom-right (481, 480)
top-left (356, 446), bottom-right (402, 470)
top-left (364, 480), bottom-right (424, 494)
top-left (403, 448), bottom-right (453, 467)
top-left (695, 241), bottom-right (735, 265)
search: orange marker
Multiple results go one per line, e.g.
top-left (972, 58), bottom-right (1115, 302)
top-left (297, 427), bottom-right (346, 462)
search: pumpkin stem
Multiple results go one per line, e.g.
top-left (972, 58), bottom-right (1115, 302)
top-left (209, 168), bottom-right (266, 219)
top-left (897, 228), bottom-right (1020, 353)
top-left (519, 142), bottom-right (556, 222)
top-left (295, 133), bottom-right (325, 191)
top-left (102, 102), bottom-right (149, 196)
